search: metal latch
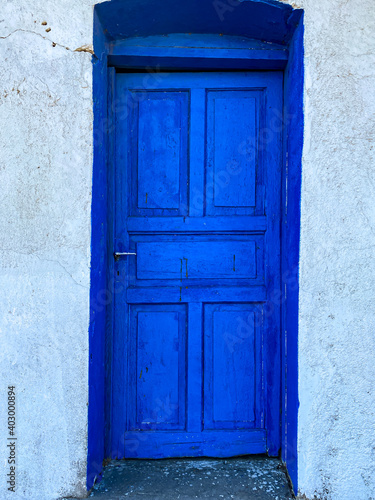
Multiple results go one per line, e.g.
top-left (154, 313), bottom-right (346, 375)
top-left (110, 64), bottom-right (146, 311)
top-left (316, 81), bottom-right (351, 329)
top-left (114, 252), bottom-right (137, 262)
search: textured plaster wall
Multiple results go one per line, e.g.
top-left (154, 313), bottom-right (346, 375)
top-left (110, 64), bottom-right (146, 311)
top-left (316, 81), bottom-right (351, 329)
top-left (0, 1), bottom-right (375, 500)
top-left (0, 1), bottom-right (101, 499)
top-left (294, 1), bottom-right (375, 499)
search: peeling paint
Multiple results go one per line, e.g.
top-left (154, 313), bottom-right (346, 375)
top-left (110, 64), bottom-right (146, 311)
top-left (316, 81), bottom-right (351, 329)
top-left (75, 44), bottom-right (95, 56)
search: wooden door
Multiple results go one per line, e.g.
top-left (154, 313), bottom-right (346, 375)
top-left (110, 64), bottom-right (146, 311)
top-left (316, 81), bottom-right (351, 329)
top-left (112, 72), bottom-right (283, 458)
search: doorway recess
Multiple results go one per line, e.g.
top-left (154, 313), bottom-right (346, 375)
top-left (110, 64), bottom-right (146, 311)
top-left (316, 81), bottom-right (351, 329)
top-left (89, 0), bottom-right (303, 494)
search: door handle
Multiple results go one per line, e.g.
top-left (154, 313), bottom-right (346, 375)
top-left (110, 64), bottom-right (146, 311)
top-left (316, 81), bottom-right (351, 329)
top-left (114, 252), bottom-right (137, 261)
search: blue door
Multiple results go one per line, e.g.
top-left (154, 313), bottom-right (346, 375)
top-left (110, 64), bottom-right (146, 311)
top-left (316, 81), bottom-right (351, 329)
top-left (112, 72), bottom-right (283, 459)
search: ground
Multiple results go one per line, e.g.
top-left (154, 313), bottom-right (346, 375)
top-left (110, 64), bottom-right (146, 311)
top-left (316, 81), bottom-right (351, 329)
top-left (74, 457), bottom-right (294, 500)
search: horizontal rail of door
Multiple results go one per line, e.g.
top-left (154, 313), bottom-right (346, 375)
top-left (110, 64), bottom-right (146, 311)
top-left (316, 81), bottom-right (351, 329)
top-left (122, 430), bottom-right (267, 459)
top-left (126, 216), bottom-right (267, 233)
top-left (125, 286), bottom-right (267, 304)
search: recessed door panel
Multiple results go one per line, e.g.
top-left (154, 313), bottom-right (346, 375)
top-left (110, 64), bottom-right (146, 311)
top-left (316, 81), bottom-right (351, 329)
top-left (128, 90), bottom-right (189, 215)
top-left (206, 90), bottom-right (264, 216)
top-left (203, 304), bottom-right (263, 431)
top-left (136, 239), bottom-right (258, 281)
top-left (128, 305), bottom-right (187, 431)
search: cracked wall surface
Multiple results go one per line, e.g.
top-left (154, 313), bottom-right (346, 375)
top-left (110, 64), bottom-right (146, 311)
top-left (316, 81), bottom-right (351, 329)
top-left (0, 1), bottom-right (375, 500)
top-left (0, 1), bottom-right (104, 499)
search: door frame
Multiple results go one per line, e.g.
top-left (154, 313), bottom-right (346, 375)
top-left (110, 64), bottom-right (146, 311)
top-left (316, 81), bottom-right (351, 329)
top-left (89, 11), bottom-right (304, 494)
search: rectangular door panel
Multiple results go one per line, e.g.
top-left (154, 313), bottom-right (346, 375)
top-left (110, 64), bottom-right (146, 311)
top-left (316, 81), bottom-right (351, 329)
top-left (204, 304), bottom-right (263, 431)
top-left (128, 90), bottom-right (189, 216)
top-left (136, 239), bottom-right (258, 281)
top-left (128, 304), bottom-right (187, 431)
top-left (206, 90), bottom-right (264, 216)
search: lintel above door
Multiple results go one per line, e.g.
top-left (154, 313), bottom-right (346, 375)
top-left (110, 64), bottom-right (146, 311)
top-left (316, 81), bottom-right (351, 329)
top-left (108, 34), bottom-right (289, 70)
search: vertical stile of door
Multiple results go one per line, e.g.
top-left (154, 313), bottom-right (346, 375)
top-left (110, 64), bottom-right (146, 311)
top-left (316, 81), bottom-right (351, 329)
top-left (187, 88), bottom-right (205, 433)
top-left (187, 303), bottom-right (203, 433)
top-left (111, 77), bottom-right (130, 458)
top-left (106, 67), bottom-right (116, 458)
top-left (263, 76), bottom-right (283, 454)
top-left (189, 88), bottom-right (205, 217)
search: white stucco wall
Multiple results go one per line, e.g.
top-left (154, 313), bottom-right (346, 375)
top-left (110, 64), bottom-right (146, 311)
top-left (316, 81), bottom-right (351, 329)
top-left (295, 1), bottom-right (375, 499)
top-left (0, 2), bottom-right (97, 499)
top-left (0, 1), bottom-right (374, 499)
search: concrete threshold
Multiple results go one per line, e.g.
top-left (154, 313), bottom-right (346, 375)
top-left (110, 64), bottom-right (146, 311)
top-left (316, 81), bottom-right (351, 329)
top-left (84, 456), bottom-right (294, 500)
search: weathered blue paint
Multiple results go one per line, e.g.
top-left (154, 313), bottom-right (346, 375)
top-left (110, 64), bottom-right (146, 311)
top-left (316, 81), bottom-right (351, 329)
top-left (111, 71), bottom-right (283, 459)
top-left (96, 0), bottom-right (299, 45)
top-left (109, 35), bottom-right (289, 71)
top-left (90, 0), bottom-right (303, 493)
top-left (88, 10), bottom-right (107, 491)
top-left (281, 16), bottom-right (304, 494)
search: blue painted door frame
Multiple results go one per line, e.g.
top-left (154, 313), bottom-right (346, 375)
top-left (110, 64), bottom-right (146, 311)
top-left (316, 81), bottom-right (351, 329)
top-left (90, 4), bottom-right (303, 491)
top-left (111, 71), bottom-right (283, 459)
